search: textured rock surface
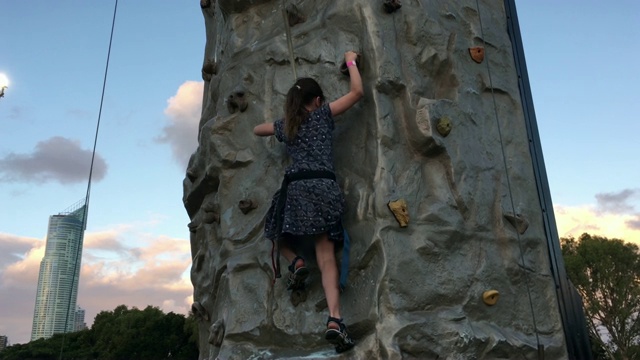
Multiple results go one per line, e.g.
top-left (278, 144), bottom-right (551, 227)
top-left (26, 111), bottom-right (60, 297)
top-left (183, 1), bottom-right (568, 359)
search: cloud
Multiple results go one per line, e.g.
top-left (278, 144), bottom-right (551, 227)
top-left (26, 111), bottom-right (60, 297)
top-left (0, 234), bottom-right (46, 344)
top-left (626, 215), bottom-right (640, 231)
top-left (0, 136), bottom-right (108, 184)
top-left (0, 233), bottom-right (41, 270)
top-left (0, 284), bottom-right (38, 345)
top-left (84, 229), bottom-right (130, 253)
top-left (0, 225), bottom-right (192, 345)
top-left (554, 204), bottom-right (640, 244)
top-left (595, 189), bottom-right (638, 214)
top-left (157, 81), bottom-right (203, 168)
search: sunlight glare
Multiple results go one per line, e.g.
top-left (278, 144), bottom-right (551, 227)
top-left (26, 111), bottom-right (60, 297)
top-left (0, 73), bottom-right (9, 88)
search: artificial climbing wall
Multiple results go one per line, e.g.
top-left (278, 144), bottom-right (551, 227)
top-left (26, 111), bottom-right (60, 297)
top-left (184, 0), bottom-right (569, 359)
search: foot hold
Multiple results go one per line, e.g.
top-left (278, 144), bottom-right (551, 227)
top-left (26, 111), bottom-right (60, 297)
top-left (286, 256), bottom-right (309, 290)
top-left (325, 317), bottom-right (355, 354)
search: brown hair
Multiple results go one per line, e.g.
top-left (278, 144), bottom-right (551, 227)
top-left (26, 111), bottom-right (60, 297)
top-left (284, 78), bottom-right (324, 140)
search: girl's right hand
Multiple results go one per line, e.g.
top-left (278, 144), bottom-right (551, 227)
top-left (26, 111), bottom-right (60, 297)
top-left (344, 51), bottom-right (358, 63)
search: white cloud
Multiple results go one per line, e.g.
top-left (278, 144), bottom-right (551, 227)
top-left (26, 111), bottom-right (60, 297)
top-left (0, 225), bottom-right (192, 345)
top-left (0, 136), bottom-right (108, 184)
top-left (157, 81), bottom-right (204, 168)
top-left (0, 233), bottom-right (41, 270)
top-left (0, 235), bottom-right (46, 344)
top-left (554, 204), bottom-right (640, 244)
top-left (554, 189), bottom-right (640, 243)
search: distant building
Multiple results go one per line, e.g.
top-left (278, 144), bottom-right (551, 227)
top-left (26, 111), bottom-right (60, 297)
top-left (31, 200), bottom-right (87, 341)
top-left (0, 335), bottom-right (8, 351)
top-left (74, 306), bottom-right (87, 331)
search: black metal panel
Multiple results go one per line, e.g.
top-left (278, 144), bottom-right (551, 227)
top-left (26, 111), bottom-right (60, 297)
top-left (502, 1), bottom-right (593, 359)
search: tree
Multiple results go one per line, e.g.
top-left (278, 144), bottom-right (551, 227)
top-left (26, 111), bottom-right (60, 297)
top-left (0, 305), bottom-right (197, 360)
top-left (562, 233), bottom-right (640, 360)
top-left (91, 305), bottom-right (198, 359)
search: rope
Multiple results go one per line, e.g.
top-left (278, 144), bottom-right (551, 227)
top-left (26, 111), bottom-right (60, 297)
top-left (59, 0), bottom-right (118, 358)
top-left (281, 0), bottom-right (297, 79)
top-left (473, 0), bottom-right (542, 356)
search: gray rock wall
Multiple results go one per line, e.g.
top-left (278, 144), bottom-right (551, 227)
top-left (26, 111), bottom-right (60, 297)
top-left (184, 0), bottom-right (568, 359)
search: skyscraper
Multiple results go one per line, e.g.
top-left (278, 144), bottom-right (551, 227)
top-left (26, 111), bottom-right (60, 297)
top-left (0, 335), bottom-right (8, 351)
top-left (74, 306), bottom-right (87, 332)
top-left (31, 200), bottom-right (87, 341)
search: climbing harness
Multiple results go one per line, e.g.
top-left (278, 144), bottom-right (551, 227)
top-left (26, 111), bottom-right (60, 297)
top-left (473, 0), bottom-right (542, 357)
top-left (58, 1), bottom-right (118, 359)
top-left (281, 0), bottom-right (298, 78)
top-left (270, 170), bottom-right (351, 290)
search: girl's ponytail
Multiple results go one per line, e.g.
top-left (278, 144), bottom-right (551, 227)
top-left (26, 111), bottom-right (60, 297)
top-left (284, 78), bottom-right (324, 140)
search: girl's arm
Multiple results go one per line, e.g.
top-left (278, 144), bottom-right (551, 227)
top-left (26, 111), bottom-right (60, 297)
top-left (253, 123), bottom-right (275, 136)
top-left (329, 51), bottom-right (363, 117)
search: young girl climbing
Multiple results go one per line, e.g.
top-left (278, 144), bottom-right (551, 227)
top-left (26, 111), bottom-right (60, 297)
top-left (253, 51), bottom-right (363, 353)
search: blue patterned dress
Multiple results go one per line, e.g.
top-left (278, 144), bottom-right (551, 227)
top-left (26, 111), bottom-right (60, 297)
top-left (264, 104), bottom-right (345, 243)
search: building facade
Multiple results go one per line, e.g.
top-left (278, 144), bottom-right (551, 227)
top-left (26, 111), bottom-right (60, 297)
top-left (74, 306), bottom-right (87, 332)
top-left (0, 335), bottom-right (8, 351)
top-left (31, 201), bottom-right (87, 341)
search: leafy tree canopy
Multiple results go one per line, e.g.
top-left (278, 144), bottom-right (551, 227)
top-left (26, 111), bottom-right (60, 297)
top-left (0, 305), bottom-right (198, 360)
top-left (562, 233), bottom-right (640, 360)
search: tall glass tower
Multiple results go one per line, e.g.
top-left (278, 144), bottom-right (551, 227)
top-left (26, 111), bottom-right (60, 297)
top-left (31, 201), bottom-right (87, 341)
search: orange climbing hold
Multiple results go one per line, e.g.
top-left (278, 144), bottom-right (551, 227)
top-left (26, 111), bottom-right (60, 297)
top-left (469, 47), bottom-right (485, 63)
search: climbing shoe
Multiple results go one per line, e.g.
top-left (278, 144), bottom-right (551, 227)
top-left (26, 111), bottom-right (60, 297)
top-left (286, 256), bottom-right (309, 290)
top-left (325, 317), bottom-right (355, 353)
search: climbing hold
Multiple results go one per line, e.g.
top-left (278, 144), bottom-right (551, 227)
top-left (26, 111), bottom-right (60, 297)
top-left (191, 301), bottom-right (210, 321)
top-left (202, 59), bottom-right (218, 81)
top-left (504, 212), bottom-right (529, 234)
top-left (469, 47), bottom-right (485, 64)
top-left (340, 54), bottom-right (362, 76)
top-left (383, 0), bottom-right (402, 13)
top-left (186, 168), bottom-right (198, 182)
top-left (202, 201), bottom-right (220, 223)
top-left (290, 289), bottom-right (307, 307)
top-left (202, 211), bottom-right (220, 224)
top-left (482, 290), bottom-right (500, 306)
top-left (193, 250), bottom-right (205, 272)
top-left (208, 319), bottom-right (225, 346)
top-left (226, 88), bottom-right (248, 114)
top-left (286, 4), bottom-right (306, 27)
top-left (203, 201), bottom-right (217, 213)
top-left (315, 298), bottom-right (328, 312)
top-left (436, 116), bottom-right (452, 137)
top-left (200, 0), bottom-right (211, 8)
top-left (187, 219), bottom-right (199, 233)
top-left (388, 199), bottom-right (409, 227)
top-left (238, 199), bottom-right (257, 214)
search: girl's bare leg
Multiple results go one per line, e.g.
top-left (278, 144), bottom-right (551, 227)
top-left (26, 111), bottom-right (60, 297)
top-left (315, 233), bottom-right (341, 326)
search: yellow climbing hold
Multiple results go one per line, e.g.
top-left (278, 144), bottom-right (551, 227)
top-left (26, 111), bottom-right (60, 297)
top-left (437, 116), bottom-right (452, 137)
top-left (482, 290), bottom-right (500, 306)
top-left (388, 199), bottom-right (409, 227)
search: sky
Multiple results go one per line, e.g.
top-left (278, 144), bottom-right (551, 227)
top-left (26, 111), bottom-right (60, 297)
top-left (0, 0), bottom-right (638, 346)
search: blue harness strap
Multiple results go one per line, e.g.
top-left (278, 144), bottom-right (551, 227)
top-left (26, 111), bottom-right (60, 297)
top-left (339, 228), bottom-right (351, 291)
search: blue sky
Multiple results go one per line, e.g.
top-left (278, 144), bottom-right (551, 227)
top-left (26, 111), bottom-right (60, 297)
top-left (0, 0), bottom-right (638, 345)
